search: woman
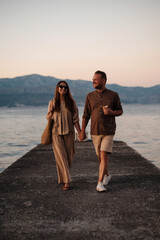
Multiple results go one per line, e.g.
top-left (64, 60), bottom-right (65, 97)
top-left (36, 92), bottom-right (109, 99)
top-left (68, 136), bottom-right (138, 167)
top-left (47, 81), bottom-right (81, 191)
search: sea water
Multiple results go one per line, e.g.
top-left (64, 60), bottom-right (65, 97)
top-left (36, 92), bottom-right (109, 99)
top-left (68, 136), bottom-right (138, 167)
top-left (0, 104), bottom-right (159, 173)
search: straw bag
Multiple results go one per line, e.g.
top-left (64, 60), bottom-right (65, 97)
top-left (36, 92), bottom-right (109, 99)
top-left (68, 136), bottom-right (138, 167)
top-left (41, 118), bottom-right (53, 145)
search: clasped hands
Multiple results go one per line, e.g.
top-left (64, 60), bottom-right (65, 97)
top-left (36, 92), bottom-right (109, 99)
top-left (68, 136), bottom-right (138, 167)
top-left (78, 130), bottom-right (87, 142)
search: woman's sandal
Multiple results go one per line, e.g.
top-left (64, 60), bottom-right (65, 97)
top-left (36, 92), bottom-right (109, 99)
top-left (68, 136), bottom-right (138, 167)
top-left (62, 184), bottom-right (69, 191)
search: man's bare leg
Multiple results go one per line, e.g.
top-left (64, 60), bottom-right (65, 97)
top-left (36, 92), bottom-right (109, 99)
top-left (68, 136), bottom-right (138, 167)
top-left (98, 151), bottom-right (109, 182)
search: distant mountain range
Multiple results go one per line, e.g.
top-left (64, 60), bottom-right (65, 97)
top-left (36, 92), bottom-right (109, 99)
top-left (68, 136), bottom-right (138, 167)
top-left (0, 74), bottom-right (159, 107)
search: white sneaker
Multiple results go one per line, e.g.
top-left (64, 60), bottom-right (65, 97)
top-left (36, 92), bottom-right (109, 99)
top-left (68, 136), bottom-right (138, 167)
top-left (96, 182), bottom-right (106, 192)
top-left (103, 175), bottom-right (111, 185)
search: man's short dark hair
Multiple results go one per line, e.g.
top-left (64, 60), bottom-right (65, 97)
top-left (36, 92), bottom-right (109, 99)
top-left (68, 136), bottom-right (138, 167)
top-left (95, 70), bottom-right (107, 81)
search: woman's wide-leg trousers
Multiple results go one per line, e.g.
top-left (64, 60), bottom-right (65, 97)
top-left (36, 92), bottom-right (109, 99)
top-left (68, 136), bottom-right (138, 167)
top-left (52, 133), bottom-right (75, 184)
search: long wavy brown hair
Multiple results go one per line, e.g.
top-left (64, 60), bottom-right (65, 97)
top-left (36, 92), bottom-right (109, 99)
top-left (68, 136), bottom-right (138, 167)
top-left (54, 81), bottom-right (74, 113)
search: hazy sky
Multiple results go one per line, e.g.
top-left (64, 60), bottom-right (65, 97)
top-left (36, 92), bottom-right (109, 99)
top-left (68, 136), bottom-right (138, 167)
top-left (0, 0), bottom-right (160, 86)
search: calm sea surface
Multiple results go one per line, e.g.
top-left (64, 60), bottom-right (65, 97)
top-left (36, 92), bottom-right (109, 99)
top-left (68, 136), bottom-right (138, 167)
top-left (0, 104), bottom-right (160, 172)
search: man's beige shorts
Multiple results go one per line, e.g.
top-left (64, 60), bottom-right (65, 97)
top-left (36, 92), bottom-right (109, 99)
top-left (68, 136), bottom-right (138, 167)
top-left (91, 135), bottom-right (114, 156)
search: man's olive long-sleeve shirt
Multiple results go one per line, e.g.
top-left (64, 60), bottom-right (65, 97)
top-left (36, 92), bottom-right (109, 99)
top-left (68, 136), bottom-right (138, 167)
top-left (83, 88), bottom-right (123, 135)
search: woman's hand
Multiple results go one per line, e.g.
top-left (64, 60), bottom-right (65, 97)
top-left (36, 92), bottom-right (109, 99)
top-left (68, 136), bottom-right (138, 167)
top-left (47, 104), bottom-right (54, 119)
top-left (49, 103), bottom-right (54, 113)
top-left (47, 112), bottom-right (53, 119)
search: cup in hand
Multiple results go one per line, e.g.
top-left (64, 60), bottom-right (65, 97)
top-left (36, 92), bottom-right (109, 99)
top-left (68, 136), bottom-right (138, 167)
top-left (103, 105), bottom-right (109, 115)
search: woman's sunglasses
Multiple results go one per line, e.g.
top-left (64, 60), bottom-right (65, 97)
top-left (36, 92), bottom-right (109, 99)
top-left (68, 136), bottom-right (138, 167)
top-left (59, 85), bottom-right (68, 90)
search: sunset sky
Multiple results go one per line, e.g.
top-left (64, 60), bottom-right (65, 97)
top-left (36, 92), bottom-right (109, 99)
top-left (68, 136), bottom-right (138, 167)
top-left (0, 0), bottom-right (160, 87)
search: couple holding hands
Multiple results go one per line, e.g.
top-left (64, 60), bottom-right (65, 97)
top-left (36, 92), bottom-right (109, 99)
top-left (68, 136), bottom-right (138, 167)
top-left (47, 70), bottom-right (123, 191)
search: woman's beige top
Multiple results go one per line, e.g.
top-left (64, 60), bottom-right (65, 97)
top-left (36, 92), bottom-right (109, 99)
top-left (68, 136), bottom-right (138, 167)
top-left (47, 99), bottom-right (79, 135)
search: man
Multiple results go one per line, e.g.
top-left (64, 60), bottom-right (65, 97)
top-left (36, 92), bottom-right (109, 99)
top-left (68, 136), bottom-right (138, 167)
top-left (79, 70), bottom-right (123, 192)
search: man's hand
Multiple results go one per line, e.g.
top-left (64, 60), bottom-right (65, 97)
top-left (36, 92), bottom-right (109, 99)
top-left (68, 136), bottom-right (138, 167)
top-left (103, 106), bottom-right (123, 116)
top-left (103, 106), bottom-right (114, 116)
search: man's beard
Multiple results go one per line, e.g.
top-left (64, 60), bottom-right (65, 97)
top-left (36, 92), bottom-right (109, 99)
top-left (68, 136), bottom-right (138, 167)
top-left (95, 85), bottom-right (103, 90)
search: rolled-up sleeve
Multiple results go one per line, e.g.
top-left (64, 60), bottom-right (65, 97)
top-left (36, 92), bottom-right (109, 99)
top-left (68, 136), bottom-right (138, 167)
top-left (113, 93), bottom-right (123, 111)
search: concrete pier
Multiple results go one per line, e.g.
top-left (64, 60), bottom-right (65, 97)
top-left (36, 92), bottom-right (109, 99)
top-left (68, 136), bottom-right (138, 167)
top-left (0, 141), bottom-right (160, 240)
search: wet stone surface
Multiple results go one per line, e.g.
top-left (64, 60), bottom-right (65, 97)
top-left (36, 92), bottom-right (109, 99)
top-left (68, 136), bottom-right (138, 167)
top-left (0, 141), bottom-right (160, 240)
